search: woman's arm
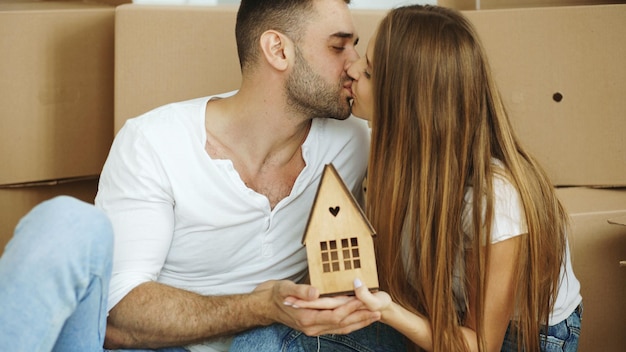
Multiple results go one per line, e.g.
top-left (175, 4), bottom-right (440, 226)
top-left (355, 236), bottom-right (520, 352)
top-left (464, 235), bottom-right (520, 351)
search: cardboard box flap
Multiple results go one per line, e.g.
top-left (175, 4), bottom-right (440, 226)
top-left (608, 215), bottom-right (626, 226)
top-left (0, 176), bottom-right (99, 189)
top-left (556, 187), bottom-right (626, 214)
top-left (0, 1), bottom-right (112, 11)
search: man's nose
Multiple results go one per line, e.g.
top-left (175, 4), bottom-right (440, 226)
top-left (346, 58), bottom-right (363, 80)
top-left (345, 49), bottom-right (360, 73)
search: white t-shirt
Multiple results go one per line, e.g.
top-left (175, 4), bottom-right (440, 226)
top-left (95, 93), bottom-right (370, 352)
top-left (462, 170), bottom-right (582, 325)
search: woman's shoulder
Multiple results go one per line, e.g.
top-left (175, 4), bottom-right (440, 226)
top-left (463, 159), bottom-right (527, 243)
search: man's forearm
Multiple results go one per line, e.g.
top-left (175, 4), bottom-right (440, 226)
top-left (104, 281), bottom-right (272, 349)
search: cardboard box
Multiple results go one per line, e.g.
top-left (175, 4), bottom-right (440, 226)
top-left (438, 0), bottom-right (626, 10)
top-left (368, 4), bottom-right (626, 187)
top-left (114, 4), bottom-right (241, 130)
top-left (556, 187), bottom-right (626, 352)
top-left (0, 1), bottom-right (115, 185)
top-left (0, 177), bottom-right (100, 256)
top-left (462, 5), bottom-right (626, 186)
top-left (114, 4), bottom-right (626, 186)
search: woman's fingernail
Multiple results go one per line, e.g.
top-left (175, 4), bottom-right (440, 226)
top-left (284, 301), bottom-right (299, 308)
top-left (354, 278), bottom-right (363, 288)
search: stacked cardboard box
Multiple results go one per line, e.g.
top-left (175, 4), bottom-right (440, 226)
top-left (555, 187), bottom-right (626, 351)
top-left (0, 1), bottom-right (118, 253)
top-left (454, 4), bottom-right (626, 351)
top-left (458, 6), bottom-right (626, 350)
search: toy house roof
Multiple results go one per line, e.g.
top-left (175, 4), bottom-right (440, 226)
top-left (301, 164), bottom-right (375, 245)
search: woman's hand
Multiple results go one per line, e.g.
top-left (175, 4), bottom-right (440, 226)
top-left (283, 294), bottom-right (356, 310)
top-left (282, 278), bottom-right (393, 314)
top-left (352, 278), bottom-right (393, 315)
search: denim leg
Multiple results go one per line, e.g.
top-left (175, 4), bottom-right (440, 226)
top-left (230, 322), bottom-right (406, 352)
top-left (540, 304), bottom-right (582, 352)
top-left (501, 304), bottom-right (583, 352)
top-left (0, 196), bottom-right (113, 352)
top-left (105, 348), bottom-right (189, 352)
top-left (230, 323), bottom-right (295, 351)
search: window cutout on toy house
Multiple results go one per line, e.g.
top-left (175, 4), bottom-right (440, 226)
top-left (320, 238), bottom-right (361, 273)
top-left (302, 164), bottom-right (379, 296)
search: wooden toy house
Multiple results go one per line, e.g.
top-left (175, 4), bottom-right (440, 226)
top-left (302, 164), bottom-right (379, 296)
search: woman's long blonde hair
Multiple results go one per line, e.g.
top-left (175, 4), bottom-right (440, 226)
top-left (365, 5), bottom-right (568, 351)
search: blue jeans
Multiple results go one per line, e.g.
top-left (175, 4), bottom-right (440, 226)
top-left (501, 304), bottom-right (583, 352)
top-left (0, 196), bottom-right (191, 352)
top-left (0, 196), bottom-right (113, 351)
top-left (106, 349), bottom-right (188, 352)
top-left (232, 305), bottom-right (581, 352)
top-left (230, 322), bottom-right (406, 352)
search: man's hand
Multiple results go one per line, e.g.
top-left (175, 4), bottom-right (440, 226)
top-left (253, 280), bottom-right (381, 336)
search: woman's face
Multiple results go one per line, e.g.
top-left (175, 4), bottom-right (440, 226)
top-left (347, 31), bottom-right (376, 121)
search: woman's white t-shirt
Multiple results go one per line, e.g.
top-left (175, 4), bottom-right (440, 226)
top-left (461, 170), bottom-right (582, 325)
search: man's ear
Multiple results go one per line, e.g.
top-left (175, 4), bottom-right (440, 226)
top-left (259, 30), bottom-right (293, 71)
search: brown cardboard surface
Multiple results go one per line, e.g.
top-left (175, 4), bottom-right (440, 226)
top-left (351, 9), bottom-right (387, 56)
top-left (556, 187), bottom-right (626, 352)
top-left (0, 0), bottom-right (130, 5)
top-left (0, 1), bottom-right (115, 185)
top-left (0, 177), bottom-right (100, 256)
top-left (114, 4), bottom-right (626, 187)
top-left (439, 0), bottom-right (626, 10)
top-left (463, 5), bottom-right (626, 186)
top-left (114, 4), bottom-right (241, 130)
top-left (608, 215), bottom-right (626, 226)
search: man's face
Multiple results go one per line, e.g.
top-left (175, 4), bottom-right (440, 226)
top-left (285, 0), bottom-right (359, 120)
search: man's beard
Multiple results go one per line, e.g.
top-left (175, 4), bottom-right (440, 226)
top-left (285, 47), bottom-right (351, 120)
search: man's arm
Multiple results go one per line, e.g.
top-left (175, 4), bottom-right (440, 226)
top-left (105, 281), bottom-right (261, 349)
top-left (104, 280), bottom-right (380, 349)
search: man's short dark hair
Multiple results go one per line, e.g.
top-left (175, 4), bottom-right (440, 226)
top-left (235, 0), bottom-right (350, 72)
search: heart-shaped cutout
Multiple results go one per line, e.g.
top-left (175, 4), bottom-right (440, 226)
top-left (329, 206), bottom-right (340, 217)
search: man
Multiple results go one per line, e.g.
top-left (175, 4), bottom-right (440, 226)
top-left (0, 1), bottom-right (406, 351)
top-left (97, 0), bottom-right (380, 351)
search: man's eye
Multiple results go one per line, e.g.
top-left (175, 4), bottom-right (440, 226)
top-left (332, 46), bottom-right (346, 51)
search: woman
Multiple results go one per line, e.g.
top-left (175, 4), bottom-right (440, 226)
top-left (355, 5), bottom-right (582, 351)
top-left (294, 4), bottom-right (582, 352)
